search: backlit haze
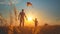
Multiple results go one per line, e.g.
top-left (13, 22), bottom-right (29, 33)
top-left (0, 0), bottom-right (60, 26)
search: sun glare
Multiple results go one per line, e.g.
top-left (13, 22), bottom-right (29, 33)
top-left (27, 17), bottom-right (33, 21)
top-left (25, 16), bottom-right (34, 26)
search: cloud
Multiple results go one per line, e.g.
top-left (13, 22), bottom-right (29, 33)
top-left (0, 2), bottom-right (7, 4)
top-left (0, 0), bottom-right (6, 4)
top-left (0, 0), bottom-right (5, 2)
top-left (11, 0), bottom-right (19, 4)
top-left (0, 0), bottom-right (19, 5)
top-left (0, 2), bottom-right (10, 6)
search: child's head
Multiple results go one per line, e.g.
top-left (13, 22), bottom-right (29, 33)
top-left (35, 18), bottom-right (37, 20)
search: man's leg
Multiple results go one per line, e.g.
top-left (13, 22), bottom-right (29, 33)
top-left (35, 23), bottom-right (37, 27)
top-left (20, 22), bottom-right (21, 27)
top-left (22, 19), bottom-right (24, 27)
top-left (20, 19), bottom-right (22, 27)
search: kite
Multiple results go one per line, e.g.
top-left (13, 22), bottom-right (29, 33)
top-left (27, 2), bottom-right (32, 6)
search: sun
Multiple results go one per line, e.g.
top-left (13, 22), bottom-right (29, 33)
top-left (25, 14), bottom-right (35, 26)
top-left (28, 17), bottom-right (32, 21)
top-left (26, 14), bottom-right (35, 22)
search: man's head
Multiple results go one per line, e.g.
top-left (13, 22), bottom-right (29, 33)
top-left (22, 9), bottom-right (24, 12)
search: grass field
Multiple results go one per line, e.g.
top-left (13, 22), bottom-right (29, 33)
top-left (0, 25), bottom-right (60, 34)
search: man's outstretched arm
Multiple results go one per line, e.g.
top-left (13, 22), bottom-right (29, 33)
top-left (24, 14), bottom-right (27, 20)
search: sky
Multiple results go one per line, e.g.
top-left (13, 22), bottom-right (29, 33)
top-left (0, 0), bottom-right (60, 25)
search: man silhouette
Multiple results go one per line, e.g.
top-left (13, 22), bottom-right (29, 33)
top-left (18, 9), bottom-right (26, 27)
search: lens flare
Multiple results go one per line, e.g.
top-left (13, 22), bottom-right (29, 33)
top-left (27, 17), bottom-right (32, 21)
